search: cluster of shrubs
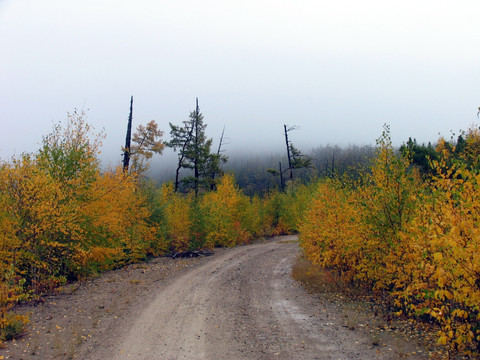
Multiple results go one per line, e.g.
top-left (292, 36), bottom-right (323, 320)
top-left (300, 125), bottom-right (480, 356)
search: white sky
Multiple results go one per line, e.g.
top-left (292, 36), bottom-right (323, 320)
top-left (1, 0), bottom-right (479, 164)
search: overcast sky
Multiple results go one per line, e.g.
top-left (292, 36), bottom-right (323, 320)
top-left (1, 0), bottom-right (479, 165)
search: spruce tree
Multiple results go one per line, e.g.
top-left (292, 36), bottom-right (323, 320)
top-left (167, 98), bottom-right (226, 195)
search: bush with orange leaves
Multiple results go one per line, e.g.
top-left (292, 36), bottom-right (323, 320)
top-left (157, 174), bottom-right (308, 252)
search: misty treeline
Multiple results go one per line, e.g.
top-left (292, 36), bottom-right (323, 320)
top-left (224, 144), bottom-right (377, 196)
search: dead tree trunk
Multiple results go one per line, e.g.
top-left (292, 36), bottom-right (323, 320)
top-left (193, 98), bottom-right (200, 197)
top-left (210, 126), bottom-right (226, 190)
top-left (284, 124), bottom-right (293, 181)
top-left (279, 161), bottom-right (285, 192)
top-left (122, 96), bottom-right (133, 172)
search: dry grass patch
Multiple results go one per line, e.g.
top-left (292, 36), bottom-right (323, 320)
top-left (292, 255), bottom-right (353, 295)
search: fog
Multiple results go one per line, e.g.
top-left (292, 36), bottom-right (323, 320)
top-left (1, 0), bottom-right (479, 164)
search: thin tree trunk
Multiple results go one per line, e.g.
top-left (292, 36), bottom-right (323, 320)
top-left (210, 126), bottom-right (226, 190)
top-left (194, 98), bottom-right (200, 197)
top-left (279, 161), bottom-right (284, 192)
top-left (123, 96), bottom-right (133, 172)
top-left (284, 124), bottom-right (293, 181)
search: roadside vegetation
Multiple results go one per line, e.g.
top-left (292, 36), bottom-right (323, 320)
top-left (300, 125), bottom-right (480, 358)
top-left (0, 101), bottom-right (478, 358)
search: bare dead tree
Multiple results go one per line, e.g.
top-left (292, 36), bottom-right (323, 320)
top-left (283, 124), bottom-right (311, 182)
top-left (284, 124), bottom-right (295, 181)
top-left (122, 96), bottom-right (133, 172)
top-left (210, 126), bottom-right (228, 190)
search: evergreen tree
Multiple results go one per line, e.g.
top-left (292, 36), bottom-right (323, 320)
top-left (400, 137), bottom-right (439, 177)
top-left (283, 124), bottom-right (311, 182)
top-left (167, 98), bottom-right (226, 195)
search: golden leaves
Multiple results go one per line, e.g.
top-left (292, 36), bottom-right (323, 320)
top-left (299, 126), bottom-right (480, 355)
top-left (0, 115), bottom-right (160, 327)
top-left (200, 174), bottom-right (251, 248)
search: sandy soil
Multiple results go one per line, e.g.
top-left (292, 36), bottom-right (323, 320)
top-left (1, 236), bottom-right (435, 359)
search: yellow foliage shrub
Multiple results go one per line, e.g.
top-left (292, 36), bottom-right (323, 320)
top-left (394, 164), bottom-right (480, 354)
top-left (79, 167), bottom-right (157, 264)
top-left (300, 179), bottom-right (369, 284)
top-left (160, 183), bottom-right (193, 252)
top-left (0, 113), bottom-right (161, 330)
top-left (300, 126), bottom-right (480, 355)
top-left (200, 175), bottom-right (251, 247)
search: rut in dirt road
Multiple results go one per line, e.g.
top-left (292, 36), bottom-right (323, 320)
top-left (83, 236), bottom-right (427, 360)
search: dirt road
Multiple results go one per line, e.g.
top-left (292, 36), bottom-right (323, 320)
top-left (77, 236), bottom-right (427, 360)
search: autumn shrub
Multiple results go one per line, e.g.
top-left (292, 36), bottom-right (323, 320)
top-left (159, 183), bottom-right (193, 252)
top-left (0, 267), bottom-right (30, 341)
top-left (301, 126), bottom-right (421, 290)
top-left (0, 112), bottom-right (161, 332)
top-left (355, 126), bottom-right (421, 291)
top-left (286, 181), bottom-right (316, 233)
top-left (139, 179), bottom-right (170, 256)
top-left (262, 181), bottom-right (316, 237)
top-left (78, 168), bottom-right (158, 268)
top-left (0, 313), bottom-right (29, 341)
top-left (0, 154), bottom-right (81, 291)
top-left (262, 190), bottom-right (294, 236)
top-left (157, 174), bottom-right (308, 251)
top-left (299, 178), bottom-right (366, 285)
top-left (199, 174), bottom-right (251, 247)
top-left (299, 125), bottom-right (480, 356)
top-left (242, 194), bottom-right (269, 238)
top-left (391, 158), bottom-right (480, 354)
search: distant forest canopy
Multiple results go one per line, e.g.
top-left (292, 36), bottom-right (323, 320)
top-left (224, 144), bottom-right (378, 196)
top-left (148, 145), bottom-right (377, 196)
top-left (149, 132), bottom-right (473, 196)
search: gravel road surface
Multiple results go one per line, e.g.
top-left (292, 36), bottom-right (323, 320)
top-left (82, 236), bottom-right (427, 360)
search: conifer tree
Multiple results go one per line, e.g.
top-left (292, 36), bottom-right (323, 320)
top-left (167, 98), bottom-right (226, 195)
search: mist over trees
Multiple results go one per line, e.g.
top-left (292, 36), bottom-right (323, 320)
top-left (223, 144), bottom-right (376, 195)
top-left (118, 97), bottom-right (475, 198)
top-left (148, 142), bottom-right (378, 196)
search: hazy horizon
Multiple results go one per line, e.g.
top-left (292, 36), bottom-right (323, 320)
top-left (1, 0), bottom-right (479, 163)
